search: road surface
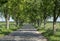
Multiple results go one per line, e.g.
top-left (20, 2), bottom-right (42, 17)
top-left (0, 24), bottom-right (47, 41)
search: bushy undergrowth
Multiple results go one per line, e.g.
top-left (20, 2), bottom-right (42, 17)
top-left (0, 23), bottom-right (20, 36)
top-left (38, 27), bottom-right (60, 41)
top-left (35, 22), bottom-right (60, 41)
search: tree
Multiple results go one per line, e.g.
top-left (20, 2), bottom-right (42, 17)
top-left (0, 0), bottom-right (8, 6)
top-left (0, 0), bottom-right (10, 29)
top-left (41, 0), bottom-right (52, 28)
top-left (52, 0), bottom-right (60, 34)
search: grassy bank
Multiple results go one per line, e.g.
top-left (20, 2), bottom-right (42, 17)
top-left (36, 22), bottom-right (60, 41)
top-left (0, 22), bottom-right (20, 36)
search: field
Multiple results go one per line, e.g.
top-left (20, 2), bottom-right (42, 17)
top-left (0, 22), bottom-right (19, 37)
top-left (37, 22), bottom-right (60, 41)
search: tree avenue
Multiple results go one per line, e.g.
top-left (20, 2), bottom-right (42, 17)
top-left (0, 0), bottom-right (60, 34)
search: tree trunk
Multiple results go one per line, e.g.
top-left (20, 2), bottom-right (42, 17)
top-left (17, 19), bottom-right (20, 27)
top-left (44, 19), bottom-right (46, 28)
top-left (15, 20), bottom-right (18, 27)
top-left (6, 14), bottom-right (10, 29)
top-left (53, 20), bottom-right (56, 34)
top-left (37, 19), bottom-right (39, 27)
top-left (37, 19), bottom-right (41, 27)
top-left (36, 20), bottom-right (37, 26)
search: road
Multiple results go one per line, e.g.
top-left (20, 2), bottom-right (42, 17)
top-left (0, 24), bottom-right (47, 41)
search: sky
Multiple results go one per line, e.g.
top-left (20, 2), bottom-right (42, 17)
top-left (0, 17), bottom-right (14, 21)
top-left (0, 13), bottom-right (14, 21)
top-left (0, 12), bottom-right (60, 21)
top-left (48, 17), bottom-right (60, 21)
top-left (0, 17), bottom-right (60, 22)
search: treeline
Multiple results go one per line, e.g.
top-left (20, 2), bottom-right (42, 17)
top-left (0, 0), bottom-right (60, 34)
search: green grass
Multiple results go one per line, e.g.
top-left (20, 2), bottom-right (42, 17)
top-left (36, 22), bottom-right (60, 41)
top-left (0, 22), bottom-right (20, 36)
